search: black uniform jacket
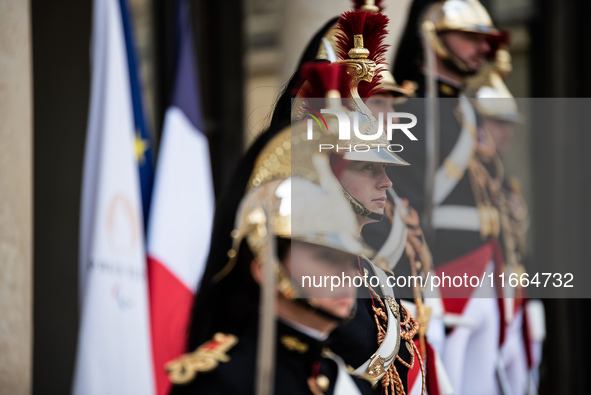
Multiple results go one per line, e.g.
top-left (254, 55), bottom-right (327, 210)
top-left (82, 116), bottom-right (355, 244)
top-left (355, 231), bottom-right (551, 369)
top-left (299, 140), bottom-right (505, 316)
top-left (171, 319), bottom-right (373, 394)
top-left (385, 74), bottom-right (487, 265)
top-left (327, 257), bottom-right (412, 394)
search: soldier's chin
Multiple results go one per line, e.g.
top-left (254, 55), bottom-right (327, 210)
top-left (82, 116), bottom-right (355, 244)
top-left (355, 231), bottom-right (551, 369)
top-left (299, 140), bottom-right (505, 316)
top-left (442, 58), bottom-right (478, 77)
top-left (370, 206), bottom-right (385, 215)
top-left (327, 303), bottom-right (354, 320)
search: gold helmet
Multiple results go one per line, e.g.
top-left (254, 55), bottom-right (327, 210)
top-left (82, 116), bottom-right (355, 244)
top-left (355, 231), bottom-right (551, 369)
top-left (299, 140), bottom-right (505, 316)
top-left (237, 65), bottom-right (372, 282)
top-left (421, 0), bottom-right (505, 73)
top-left (468, 73), bottom-right (520, 123)
top-left (236, 174), bottom-right (364, 266)
top-left (464, 48), bottom-right (520, 123)
top-left (293, 11), bottom-right (410, 167)
top-left (214, 111), bottom-right (366, 313)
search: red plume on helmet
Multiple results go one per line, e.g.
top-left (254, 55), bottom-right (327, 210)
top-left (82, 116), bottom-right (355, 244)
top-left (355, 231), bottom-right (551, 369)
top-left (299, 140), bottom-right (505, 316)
top-left (299, 62), bottom-right (350, 99)
top-left (297, 61), bottom-right (355, 119)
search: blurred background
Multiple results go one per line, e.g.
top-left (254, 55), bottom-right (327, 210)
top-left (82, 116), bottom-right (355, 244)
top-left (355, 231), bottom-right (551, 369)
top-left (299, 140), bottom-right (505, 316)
top-left (1, 0), bottom-right (590, 393)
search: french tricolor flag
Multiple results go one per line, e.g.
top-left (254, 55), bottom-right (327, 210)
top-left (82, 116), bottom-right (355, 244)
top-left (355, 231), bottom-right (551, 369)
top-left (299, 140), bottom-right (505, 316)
top-left (146, 1), bottom-right (214, 394)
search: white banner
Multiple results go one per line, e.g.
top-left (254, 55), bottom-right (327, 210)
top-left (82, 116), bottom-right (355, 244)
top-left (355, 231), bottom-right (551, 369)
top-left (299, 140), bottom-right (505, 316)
top-left (73, 0), bottom-right (155, 393)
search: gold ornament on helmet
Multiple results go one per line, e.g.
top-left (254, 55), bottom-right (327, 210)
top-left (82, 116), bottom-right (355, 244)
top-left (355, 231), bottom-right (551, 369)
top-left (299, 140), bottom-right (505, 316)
top-left (316, 3), bottom-right (413, 98)
top-left (295, 10), bottom-right (410, 166)
top-left (425, 0), bottom-right (498, 34)
top-left (352, 0), bottom-right (382, 13)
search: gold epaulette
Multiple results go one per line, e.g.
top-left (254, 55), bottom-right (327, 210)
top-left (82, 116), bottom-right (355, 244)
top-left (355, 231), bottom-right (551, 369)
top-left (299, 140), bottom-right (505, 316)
top-left (165, 333), bottom-right (238, 385)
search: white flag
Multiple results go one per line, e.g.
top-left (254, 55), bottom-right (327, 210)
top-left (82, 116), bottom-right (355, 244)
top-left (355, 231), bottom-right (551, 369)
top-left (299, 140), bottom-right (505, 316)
top-left (73, 0), bottom-right (155, 393)
top-left (146, 1), bottom-right (214, 393)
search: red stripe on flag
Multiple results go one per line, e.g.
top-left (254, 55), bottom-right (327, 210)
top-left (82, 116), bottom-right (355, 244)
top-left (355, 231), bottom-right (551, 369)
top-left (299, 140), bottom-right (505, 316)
top-left (492, 239), bottom-right (507, 346)
top-left (436, 241), bottom-right (495, 314)
top-left (522, 301), bottom-right (535, 369)
top-left (148, 255), bottom-right (194, 395)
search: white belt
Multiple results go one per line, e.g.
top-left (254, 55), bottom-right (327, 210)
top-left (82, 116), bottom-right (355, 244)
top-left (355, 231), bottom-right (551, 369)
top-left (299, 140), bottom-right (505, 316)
top-left (432, 205), bottom-right (480, 231)
top-left (375, 188), bottom-right (407, 271)
top-left (352, 301), bottom-right (400, 385)
top-left (433, 95), bottom-right (476, 206)
top-left (352, 260), bottom-right (401, 386)
top-left (323, 349), bottom-right (362, 395)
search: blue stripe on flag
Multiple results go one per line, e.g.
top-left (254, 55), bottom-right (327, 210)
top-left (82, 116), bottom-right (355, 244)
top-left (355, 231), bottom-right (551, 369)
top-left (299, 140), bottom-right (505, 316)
top-left (171, 0), bottom-right (205, 132)
top-left (119, 0), bottom-right (154, 224)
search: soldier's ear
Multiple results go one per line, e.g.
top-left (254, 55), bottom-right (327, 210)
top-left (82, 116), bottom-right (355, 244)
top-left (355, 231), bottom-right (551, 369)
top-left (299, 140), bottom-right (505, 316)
top-left (250, 259), bottom-right (263, 285)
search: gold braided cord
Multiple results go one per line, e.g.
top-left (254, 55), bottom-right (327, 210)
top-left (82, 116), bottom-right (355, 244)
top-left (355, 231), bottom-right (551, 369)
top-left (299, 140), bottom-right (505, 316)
top-left (497, 177), bottom-right (529, 272)
top-left (466, 128), bottom-right (505, 239)
top-left (401, 204), bottom-right (432, 358)
top-left (474, 125), bottom-right (530, 281)
top-left (410, 338), bottom-right (427, 395)
top-left (406, 239), bottom-right (427, 359)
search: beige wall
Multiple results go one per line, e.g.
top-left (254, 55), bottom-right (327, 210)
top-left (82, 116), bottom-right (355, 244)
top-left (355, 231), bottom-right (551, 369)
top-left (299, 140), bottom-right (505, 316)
top-left (0, 0), bottom-right (33, 394)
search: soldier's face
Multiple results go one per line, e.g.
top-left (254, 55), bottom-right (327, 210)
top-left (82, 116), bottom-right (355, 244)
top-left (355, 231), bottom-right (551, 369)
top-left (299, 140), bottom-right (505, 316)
top-left (288, 241), bottom-right (357, 319)
top-left (440, 31), bottom-right (491, 72)
top-left (338, 161), bottom-right (392, 225)
top-left (483, 117), bottom-right (514, 157)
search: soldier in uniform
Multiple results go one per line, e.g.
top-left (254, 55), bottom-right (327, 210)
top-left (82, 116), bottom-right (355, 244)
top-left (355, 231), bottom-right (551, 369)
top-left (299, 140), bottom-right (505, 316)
top-left (292, 67), bottom-right (420, 395)
top-left (167, 102), bottom-right (375, 393)
top-left (465, 58), bottom-right (546, 394)
top-left (284, 5), bottom-right (456, 394)
top-left (385, 0), bottom-right (514, 394)
top-left (301, 3), bottom-right (457, 393)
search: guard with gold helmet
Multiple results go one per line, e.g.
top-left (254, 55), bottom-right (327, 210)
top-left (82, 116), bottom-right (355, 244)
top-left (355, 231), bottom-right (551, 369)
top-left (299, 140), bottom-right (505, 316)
top-left (282, 4), bottom-right (447, 394)
top-left (394, 0), bottom-right (507, 92)
top-left (284, 2), bottom-right (458, 394)
top-left (167, 85), bottom-right (381, 393)
top-left (465, 60), bottom-right (545, 395)
top-left (383, 1), bottom-right (515, 394)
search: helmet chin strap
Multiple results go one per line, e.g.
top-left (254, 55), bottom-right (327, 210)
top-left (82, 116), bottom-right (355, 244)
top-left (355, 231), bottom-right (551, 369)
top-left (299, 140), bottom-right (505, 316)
top-left (341, 186), bottom-right (384, 221)
top-left (441, 56), bottom-right (478, 78)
